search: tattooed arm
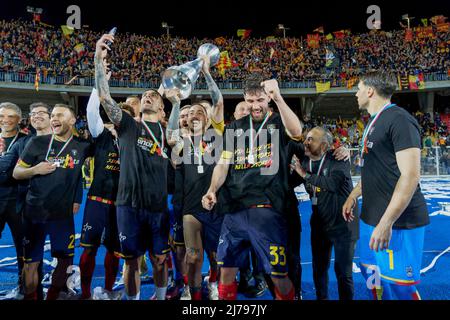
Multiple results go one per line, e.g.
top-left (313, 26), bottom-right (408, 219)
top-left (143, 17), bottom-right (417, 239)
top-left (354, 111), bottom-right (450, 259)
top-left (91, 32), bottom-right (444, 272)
top-left (201, 55), bottom-right (224, 125)
top-left (165, 89), bottom-right (184, 154)
top-left (94, 34), bottom-right (122, 126)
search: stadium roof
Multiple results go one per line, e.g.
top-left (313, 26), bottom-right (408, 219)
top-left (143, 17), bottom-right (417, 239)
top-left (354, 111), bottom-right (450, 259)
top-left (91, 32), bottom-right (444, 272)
top-left (3, 0), bottom-right (449, 38)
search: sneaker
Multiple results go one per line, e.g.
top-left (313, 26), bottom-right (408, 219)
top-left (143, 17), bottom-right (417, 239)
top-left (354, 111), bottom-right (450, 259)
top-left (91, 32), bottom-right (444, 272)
top-left (149, 294), bottom-right (157, 300)
top-left (180, 285), bottom-right (191, 300)
top-left (166, 282), bottom-right (183, 300)
top-left (207, 281), bottom-right (219, 300)
top-left (1, 286), bottom-right (24, 300)
top-left (93, 287), bottom-right (123, 300)
top-left (245, 281), bottom-right (267, 298)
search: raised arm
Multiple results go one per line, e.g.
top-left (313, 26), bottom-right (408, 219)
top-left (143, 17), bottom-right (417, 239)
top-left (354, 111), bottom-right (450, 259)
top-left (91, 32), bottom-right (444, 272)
top-left (165, 89), bottom-right (186, 158)
top-left (94, 34), bottom-right (122, 126)
top-left (86, 88), bottom-right (104, 138)
top-left (261, 79), bottom-right (302, 140)
top-left (201, 55), bottom-right (224, 124)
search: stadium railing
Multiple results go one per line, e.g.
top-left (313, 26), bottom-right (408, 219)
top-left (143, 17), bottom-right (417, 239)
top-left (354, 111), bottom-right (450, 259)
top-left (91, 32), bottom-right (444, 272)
top-left (1, 70), bottom-right (449, 90)
top-left (348, 147), bottom-right (450, 177)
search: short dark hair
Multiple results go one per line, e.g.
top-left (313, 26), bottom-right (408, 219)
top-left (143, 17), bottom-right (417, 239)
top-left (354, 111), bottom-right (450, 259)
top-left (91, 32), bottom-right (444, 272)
top-left (118, 102), bottom-right (136, 118)
top-left (126, 95), bottom-right (140, 101)
top-left (360, 70), bottom-right (397, 99)
top-left (180, 105), bottom-right (191, 112)
top-left (243, 72), bottom-right (265, 96)
top-left (53, 103), bottom-right (76, 117)
top-left (29, 102), bottom-right (51, 114)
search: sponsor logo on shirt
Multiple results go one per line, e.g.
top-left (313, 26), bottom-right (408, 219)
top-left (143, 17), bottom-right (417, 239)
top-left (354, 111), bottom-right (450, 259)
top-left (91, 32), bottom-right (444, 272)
top-left (406, 266), bottom-right (414, 278)
top-left (83, 223), bottom-right (92, 232)
top-left (47, 154), bottom-right (79, 169)
top-left (136, 137), bottom-right (168, 157)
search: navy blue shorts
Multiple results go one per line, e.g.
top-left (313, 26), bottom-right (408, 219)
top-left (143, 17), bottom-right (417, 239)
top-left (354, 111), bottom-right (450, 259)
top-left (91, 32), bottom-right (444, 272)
top-left (185, 212), bottom-right (224, 254)
top-left (80, 198), bottom-right (120, 253)
top-left (172, 205), bottom-right (184, 246)
top-left (217, 208), bottom-right (289, 278)
top-left (23, 215), bottom-right (75, 263)
top-left (116, 206), bottom-right (170, 259)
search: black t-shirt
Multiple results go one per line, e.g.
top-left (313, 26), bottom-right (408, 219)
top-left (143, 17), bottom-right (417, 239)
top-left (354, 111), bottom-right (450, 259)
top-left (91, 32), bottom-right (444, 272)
top-left (171, 165), bottom-right (183, 208)
top-left (301, 151), bottom-right (359, 240)
top-left (19, 134), bottom-right (93, 221)
top-left (116, 112), bottom-right (170, 212)
top-left (167, 163), bottom-right (176, 196)
top-left (361, 106), bottom-right (429, 229)
top-left (180, 131), bottom-right (222, 215)
top-left (3, 132), bottom-right (27, 154)
top-left (221, 113), bottom-right (293, 214)
top-left (87, 129), bottom-right (120, 201)
top-left (0, 132), bottom-right (28, 202)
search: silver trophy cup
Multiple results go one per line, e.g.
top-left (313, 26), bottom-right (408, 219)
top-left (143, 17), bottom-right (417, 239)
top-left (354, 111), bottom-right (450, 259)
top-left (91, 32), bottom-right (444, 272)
top-left (162, 43), bottom-right (220, 99)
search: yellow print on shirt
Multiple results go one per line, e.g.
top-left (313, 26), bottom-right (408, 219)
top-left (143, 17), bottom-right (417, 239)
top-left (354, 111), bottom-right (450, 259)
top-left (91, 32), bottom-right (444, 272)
top-left (105, 152), bottom-right (120, 171)
top-left (234, 143), bottom-right (272, 170)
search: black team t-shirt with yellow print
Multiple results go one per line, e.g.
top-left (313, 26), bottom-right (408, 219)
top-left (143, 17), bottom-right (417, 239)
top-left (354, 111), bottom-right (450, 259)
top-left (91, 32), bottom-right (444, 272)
top-left (87, 129), bottom-right (120, 202)
top-left (180, 121), bottom-right (224, 216)
top-left (18, 134), bottom-right (93, 221)
top-left (116, 111), bottom-right (170, 212)
top-left (221, 112), bottom-right (294, 215)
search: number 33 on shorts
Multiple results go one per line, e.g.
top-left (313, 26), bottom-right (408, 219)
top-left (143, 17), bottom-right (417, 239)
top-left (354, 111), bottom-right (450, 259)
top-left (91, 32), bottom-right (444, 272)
top-left (269, 245), bottom-right (287, 266)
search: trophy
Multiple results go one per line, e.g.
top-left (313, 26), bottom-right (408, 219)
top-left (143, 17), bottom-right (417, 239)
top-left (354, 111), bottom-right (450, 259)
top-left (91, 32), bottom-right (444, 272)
top-left (161, 43), bottom-right (220, 99)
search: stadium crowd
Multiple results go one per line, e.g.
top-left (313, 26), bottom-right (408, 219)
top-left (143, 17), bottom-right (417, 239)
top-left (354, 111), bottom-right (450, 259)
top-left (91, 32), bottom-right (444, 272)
top-left (1, 18), bottom-right (449, 85)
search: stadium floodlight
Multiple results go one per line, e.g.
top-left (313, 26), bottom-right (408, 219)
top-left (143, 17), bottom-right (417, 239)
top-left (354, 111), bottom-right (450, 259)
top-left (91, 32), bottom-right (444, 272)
top-left (278, 24), bottom-right (290, 39)
top-left (401, 14), bottom-right (415, 29)
top-left (26, 6), bottom-right (43, 14)
top-left (161, 21), bottom-right (173, 37)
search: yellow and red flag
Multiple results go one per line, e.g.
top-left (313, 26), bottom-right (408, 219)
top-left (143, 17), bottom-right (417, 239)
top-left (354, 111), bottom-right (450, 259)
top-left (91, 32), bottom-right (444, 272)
top-left (307, 34), bottom-right (320, 48)
top-left (237, 29), bottom-right (252, 40)
top-left (313, 26), bottom-right (324, 34)
top-left (34, 69), bottom-right (40, 92)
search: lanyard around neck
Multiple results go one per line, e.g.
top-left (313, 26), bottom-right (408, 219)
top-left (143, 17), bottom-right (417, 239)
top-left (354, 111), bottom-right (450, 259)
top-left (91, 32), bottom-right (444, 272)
top-left (309, 153), bottom-right (326, 176)
top-left (45, 134), bottom-right (74, 161)
top-left (1, 132), bottom-right (19, 153)
top-left (142, 120), bottom-right (167, 157)
top-left (249, 112), bottom-right (271, 152)
top-left (310, 153), bottom-right (326, 199)
top-left (360, 103), bottom-right (395, 159)
top-left (188, 135), bottom-right (204, 164)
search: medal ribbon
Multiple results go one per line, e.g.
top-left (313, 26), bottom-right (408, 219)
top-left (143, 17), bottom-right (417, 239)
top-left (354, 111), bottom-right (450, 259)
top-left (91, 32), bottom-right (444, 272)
top-left (142, 121), bottom-right (167, 157)
top-left (1, 132), bottom-right (19, 153)
top-left (360, 103), bottom-right (396, 161)
top-left (45, 134), bottom-right (74, 161)
top-left (188, 135), bottom-right (204, 167)
top-left (249, 112), bottom-right (271, 161)
top-left (309, 153), bottom-right (326, 199)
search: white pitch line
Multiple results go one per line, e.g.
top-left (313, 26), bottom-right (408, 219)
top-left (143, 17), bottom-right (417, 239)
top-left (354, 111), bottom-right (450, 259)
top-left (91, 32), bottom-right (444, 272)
top-left (429, 211), bottom-right (450, 217)
top-left (421, 246), bottom-right (450, 274)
